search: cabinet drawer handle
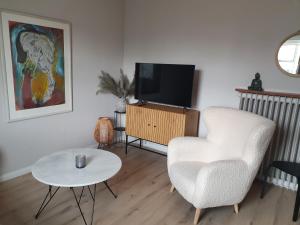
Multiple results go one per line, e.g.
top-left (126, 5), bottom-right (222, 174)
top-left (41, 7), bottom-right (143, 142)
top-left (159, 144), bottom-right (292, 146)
top-left (154, 125), bottom-right (157, 128)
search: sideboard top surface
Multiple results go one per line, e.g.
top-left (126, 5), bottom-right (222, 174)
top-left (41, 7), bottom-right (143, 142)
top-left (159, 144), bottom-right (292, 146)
top-left (236, 88), bottom-right (300, 99)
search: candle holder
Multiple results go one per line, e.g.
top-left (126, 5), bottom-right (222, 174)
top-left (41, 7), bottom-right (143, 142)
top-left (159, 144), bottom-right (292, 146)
top-left (75, 154), bottom-right (86, 169)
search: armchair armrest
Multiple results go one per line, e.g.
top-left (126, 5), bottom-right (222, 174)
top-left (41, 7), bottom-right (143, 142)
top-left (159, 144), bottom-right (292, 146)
top-left (192, 159), bottom-right (251, 208)
top-left (167, 137), bottom-right (216, 169)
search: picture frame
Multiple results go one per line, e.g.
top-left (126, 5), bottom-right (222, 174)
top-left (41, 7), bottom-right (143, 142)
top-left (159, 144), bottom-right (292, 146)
top-left (1, 11), bottom-right (72, 121)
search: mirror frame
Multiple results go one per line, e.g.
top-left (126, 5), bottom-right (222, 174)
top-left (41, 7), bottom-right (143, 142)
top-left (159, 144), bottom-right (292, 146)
top-left (276, 30), bottom-right (300, 78)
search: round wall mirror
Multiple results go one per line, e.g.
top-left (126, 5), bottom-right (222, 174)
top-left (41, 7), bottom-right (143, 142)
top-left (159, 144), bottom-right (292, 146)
top-left (276, 30), bottom-right (300, 77)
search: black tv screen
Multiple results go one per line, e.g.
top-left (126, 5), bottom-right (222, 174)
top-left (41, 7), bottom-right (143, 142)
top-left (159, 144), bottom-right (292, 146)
top-left (135, 63), bottom-right (195, 107)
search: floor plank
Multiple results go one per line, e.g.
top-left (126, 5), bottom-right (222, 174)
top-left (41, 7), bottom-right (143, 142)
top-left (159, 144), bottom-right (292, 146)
top-left (0, 144), bottom-right (299, 225)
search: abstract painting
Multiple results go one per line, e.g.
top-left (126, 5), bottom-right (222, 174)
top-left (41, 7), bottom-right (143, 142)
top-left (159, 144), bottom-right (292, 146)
top-left (1, 11), bottom-right (72, 121)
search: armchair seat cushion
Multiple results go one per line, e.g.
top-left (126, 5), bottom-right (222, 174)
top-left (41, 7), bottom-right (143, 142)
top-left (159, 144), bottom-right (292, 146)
top-left (169, 161), bottom-right (206, 202)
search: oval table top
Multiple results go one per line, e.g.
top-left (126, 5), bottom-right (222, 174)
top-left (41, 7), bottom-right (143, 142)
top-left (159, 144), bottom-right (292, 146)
top-left (32, 148), bottom-right (122, 187)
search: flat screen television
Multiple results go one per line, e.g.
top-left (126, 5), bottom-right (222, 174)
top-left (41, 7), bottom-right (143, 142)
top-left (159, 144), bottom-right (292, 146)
top-left (135, 63), bottom-right (195, 107)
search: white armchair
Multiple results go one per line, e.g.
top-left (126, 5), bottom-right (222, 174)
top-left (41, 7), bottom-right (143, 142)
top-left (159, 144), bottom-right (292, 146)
top-left (168, 107), bottom-right (276, 224)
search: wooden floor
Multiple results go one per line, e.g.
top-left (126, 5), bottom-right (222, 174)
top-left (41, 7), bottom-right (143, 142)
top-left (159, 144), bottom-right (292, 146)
top-left (0, 144), bottom-right (299, 225)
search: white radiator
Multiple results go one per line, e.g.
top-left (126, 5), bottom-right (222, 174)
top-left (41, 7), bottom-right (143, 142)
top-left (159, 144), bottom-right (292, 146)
top-left (238, 90), bottom-right (300, 190)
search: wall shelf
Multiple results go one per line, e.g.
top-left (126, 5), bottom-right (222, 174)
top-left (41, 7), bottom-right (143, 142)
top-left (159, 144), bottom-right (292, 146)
top-left (236, 88), bottom-right (300, 99)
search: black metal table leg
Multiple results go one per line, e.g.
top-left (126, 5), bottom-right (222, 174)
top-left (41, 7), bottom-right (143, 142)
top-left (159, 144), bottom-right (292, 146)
top-left (260, 161), bottom-right (300, 222)
top-left (35, 185), bottom-right (60, 219)
top-left (90, 185), bottom-right (96, 225)
top-left (293, 178), bottom-right (300, 221)
top-left (104, 181), bottom-right (117, 199)
top-left (71, 187), bottom-right (88, 225)
top-left (78, 186), bottom-right (85, 204)
top-left (71, 184), bottom-right (97, 225)
top-left (87, 186), bottom-right (95, 201)
top-left (125, 135), bottom-right (128, 155)
top-left (139, 139), bottom-right (142, 148)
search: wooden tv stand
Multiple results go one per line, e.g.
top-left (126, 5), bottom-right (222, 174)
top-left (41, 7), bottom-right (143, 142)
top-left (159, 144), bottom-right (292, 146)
top-left (125, 103), bottom-right (200, 154)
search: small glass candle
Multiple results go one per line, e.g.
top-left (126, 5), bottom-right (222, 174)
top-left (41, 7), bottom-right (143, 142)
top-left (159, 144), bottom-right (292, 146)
top-left (75, 154), bottom-right (86, 169)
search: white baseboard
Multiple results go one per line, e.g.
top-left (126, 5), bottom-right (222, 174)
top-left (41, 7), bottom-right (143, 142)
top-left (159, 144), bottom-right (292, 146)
top-left (0, 165), bottom-right (32, 182)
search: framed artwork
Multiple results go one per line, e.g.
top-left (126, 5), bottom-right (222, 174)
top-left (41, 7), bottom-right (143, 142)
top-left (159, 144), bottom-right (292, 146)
top-left (1, 11), bottom-right (72, 121)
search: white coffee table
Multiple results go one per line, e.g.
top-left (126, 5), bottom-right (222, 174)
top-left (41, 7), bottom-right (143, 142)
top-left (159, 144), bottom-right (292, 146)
top-left (32, 148), bottom-right (121, 225)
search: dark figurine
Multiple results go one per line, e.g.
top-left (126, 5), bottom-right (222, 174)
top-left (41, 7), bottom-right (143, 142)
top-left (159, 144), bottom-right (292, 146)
top-left (248, 73), bottom-right (263, 91)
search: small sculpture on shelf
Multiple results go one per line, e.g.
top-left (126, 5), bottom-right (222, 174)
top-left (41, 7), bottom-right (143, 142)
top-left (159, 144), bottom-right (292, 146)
top-left (248, 73), bottom-right (263, 91)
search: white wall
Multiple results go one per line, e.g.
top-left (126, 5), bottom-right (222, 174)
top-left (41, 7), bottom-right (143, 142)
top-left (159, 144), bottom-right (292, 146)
top-left (0, 0), bottom-right (124, 179)
top-left (123, 0), bottom-right (300, 140)
top-left (1, 0), bottom-right (300, 177)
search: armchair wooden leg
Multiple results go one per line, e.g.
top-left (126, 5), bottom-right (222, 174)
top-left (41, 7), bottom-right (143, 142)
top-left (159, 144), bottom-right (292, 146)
top-left (234, 204), bottom-right (239, 214)
top-left (170, 185), bottom-right (175, 193)
top-left (194, 208), bottom-right (201, 224)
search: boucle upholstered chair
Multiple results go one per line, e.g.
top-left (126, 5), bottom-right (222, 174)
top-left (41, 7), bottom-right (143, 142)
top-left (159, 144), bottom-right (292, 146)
top-left (168, 107), bottom-right (276, 224)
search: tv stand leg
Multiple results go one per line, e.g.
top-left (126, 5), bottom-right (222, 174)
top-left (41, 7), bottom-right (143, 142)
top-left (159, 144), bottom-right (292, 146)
top-left (125, 135), bottom-right (128, 155)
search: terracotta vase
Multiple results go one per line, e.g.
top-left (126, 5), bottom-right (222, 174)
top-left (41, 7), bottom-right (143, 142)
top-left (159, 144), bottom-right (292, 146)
top-left (94, 117), bottom-right (114, 146)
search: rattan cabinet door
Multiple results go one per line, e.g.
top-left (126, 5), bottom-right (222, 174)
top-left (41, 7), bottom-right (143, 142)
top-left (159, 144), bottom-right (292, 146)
top-left (152, 111), bottom-right (185, 145)
top-left (126, 105), bottom-right (152, 140)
